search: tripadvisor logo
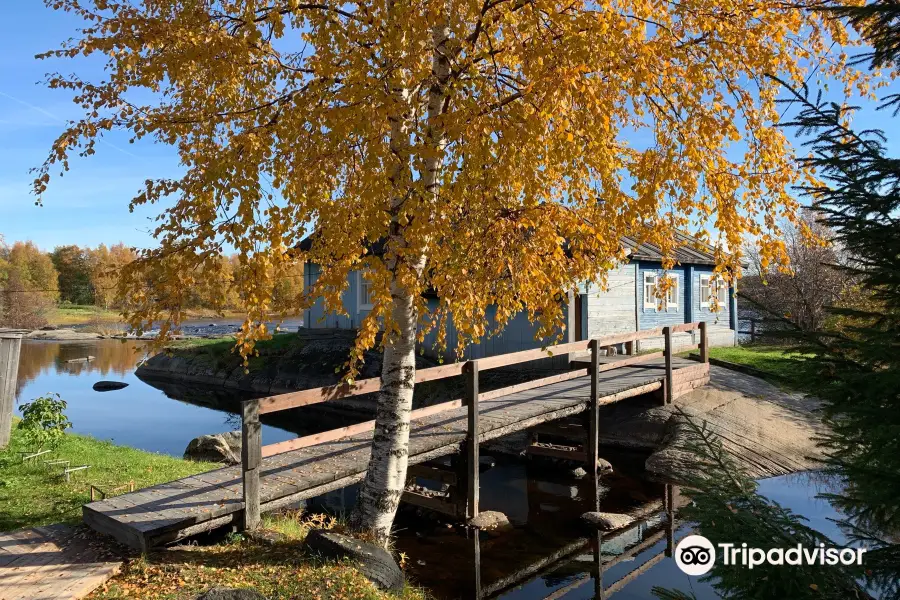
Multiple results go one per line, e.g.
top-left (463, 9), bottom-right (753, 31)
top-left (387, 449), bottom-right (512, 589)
top-left (674, 535), bottom-right (867, 576)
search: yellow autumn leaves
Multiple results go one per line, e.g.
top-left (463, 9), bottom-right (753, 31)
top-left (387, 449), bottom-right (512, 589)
top-left (35, 0), bottom-right (874, 372)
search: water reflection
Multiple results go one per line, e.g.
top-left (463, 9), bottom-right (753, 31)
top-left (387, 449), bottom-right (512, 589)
top-left (15, 339), bottom-right (150, 394)
top-left (14, 339), bottom-right (296, 456)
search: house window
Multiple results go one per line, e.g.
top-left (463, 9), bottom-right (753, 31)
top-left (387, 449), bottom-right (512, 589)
top-left (665, 276), bottom-right (678, 310)
top-left (358, 272), bottom-right (374, 309)
top-left (643, 272), bottom-right (658, 309)
top-left (644, 272), bottom-right (678, 311)
top-left (700, 275), bottom-right (728, 309)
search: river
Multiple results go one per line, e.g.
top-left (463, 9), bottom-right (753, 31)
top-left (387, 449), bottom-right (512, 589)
top-left (11, 337), bottom-right (860, 599)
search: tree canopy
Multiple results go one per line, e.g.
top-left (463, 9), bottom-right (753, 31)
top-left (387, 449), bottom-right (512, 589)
top-left (36, 0), bottom-right (869, 365)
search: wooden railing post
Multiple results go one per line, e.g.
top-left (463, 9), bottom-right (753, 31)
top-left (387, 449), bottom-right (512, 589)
top-left (465, 360), bottom-right (480, 520)
top-left (699, 321), bottom-right (709, 363)
top-left (0, 330), bottom-right (25, 449)
top-left (588, 339), bottom-right (600, 484)
top-left (663, 326), bottom-right (673, 405)
top-left (241, 399), bottom-right (261, 531)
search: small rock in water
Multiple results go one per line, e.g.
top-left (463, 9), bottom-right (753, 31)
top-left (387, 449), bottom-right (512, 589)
top-left (66, 356), bottom-right (95, 364)
top-left (92, 381), bottom-right (129, 392)
top-left (195, 588), bottom-right (265, 600)
top-left (468, 510), bottom-right (511, 531)
top-left (581, 511), bottom-right (634, 531)
top-left (570, 467), bottom-right (587, 478)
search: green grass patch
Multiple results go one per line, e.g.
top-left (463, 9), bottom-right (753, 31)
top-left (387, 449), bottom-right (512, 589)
top-left (0, 421), bottom-right (216, 531)
top-left (167, 332), bottom-right (307, 371)
top-left (706, 345), bottom-right (819, 391)
top-left (50, 304), bottom-right (122, 326)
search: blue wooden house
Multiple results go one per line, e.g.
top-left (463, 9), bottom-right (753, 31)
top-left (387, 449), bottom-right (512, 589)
top-left (302, 232), bottom-right (738, 362)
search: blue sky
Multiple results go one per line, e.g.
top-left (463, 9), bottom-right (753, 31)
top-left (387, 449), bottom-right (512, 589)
top-left (1, 4), bottom-right (896, 253)
top-left (0, 4), bottom-right (181, 251)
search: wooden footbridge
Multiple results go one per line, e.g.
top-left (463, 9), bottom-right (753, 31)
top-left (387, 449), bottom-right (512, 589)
top-left (83, 323), bottom-right (711, 550)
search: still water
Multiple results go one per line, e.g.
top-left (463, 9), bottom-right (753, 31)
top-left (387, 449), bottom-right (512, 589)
top-left (14, 338), bottom-right (297, 455)
top-left (12, 338), bottom-right (854, 599)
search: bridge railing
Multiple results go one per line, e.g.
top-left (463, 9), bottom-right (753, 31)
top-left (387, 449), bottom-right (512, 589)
top-left (239, 321), bottom-right (708, 529)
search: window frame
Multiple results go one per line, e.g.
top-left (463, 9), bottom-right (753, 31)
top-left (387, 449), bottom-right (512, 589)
top-left (665, 275), bottom-right (679, 311)
top-left (700, 274), bottom-right (727, 309)
top-left (358, 272), bottom-right (374, 310)
top-left (643, 272), bottom-right (658, 310)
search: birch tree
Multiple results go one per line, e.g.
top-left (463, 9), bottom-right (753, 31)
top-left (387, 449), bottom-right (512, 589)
top-left (37, 0), bottom-right (870, 543)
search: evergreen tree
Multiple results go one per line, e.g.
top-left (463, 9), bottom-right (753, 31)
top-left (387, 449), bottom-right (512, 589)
top-left (776, 4), bottom-right (900, 593)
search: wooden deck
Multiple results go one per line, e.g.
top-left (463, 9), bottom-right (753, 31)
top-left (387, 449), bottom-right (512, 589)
top-left (83, 355), bottom-right (702, 550)
top-left (0, 525), bottom-right (120, 600)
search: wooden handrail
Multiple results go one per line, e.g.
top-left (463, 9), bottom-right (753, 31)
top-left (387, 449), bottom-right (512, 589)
top-left (239, 322), bottom-right (708, 530)
top-left (257, 361), bottom-right (465, 415)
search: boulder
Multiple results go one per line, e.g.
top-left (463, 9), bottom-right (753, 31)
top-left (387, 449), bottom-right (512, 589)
top-left (468, 510), bottom-right (512, 531)
top-left (304, 529), bottom-right (404, 592)
top-left (183, 430), bottom-right (242, 464)
top-left (92, 381), bottom-right (129, 392)
top-left (195, 588), bottom-right (265, 600)
top-left (570, 467), bottom-right (587, 478)
top-left (581, 511), bottom-right (635, 531)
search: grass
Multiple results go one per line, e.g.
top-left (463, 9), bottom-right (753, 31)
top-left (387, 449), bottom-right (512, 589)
top-left (88, 509), bottom-right (428, 600)
top-left (50, 304), bottom-right (122, 326)
top-left (48, 304), bottom-right (259, 327)
top-left (705, 344), bottom-right (820, 391)
top-left (0, 421), bottom-right (217, 531)
top-left (167, 332), bottom-right (308, 371)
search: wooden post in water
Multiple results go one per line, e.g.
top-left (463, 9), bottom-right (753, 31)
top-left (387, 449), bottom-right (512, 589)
top-left (588, 339), bottom-right (600, 484)
top-left (665, 483), bottom-right (676, 557)
top-left (699, 321), bottom-right (709, 363)
top-left (663, 326), bottom-right (673, 405)
top-left (241, 399), bottom-right (262, 530)
top-left (0, 330), bottom-right (25, 449)
top-left (465, 360), bottom-right (480, 520)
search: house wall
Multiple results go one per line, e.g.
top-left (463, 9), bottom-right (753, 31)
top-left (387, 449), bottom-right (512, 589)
top-left (304, 263), bottom-right (360, 329)
top-left (636, 262), bottom-right (689, 329)
top-left (582, 263), bottom-right (638, 339)
top-left (418, 299), bottom-right (569, 364)
top-left (692, 264), bottom-right (731, 328)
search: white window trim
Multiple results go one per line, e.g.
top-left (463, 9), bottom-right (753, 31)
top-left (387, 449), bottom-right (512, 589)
top-left (643, 272), bottom-right (658, 310)
top-left (358, 271), bottom-right (374, 310)
top-left (665, 275), bottom-right (679, 311)
top-left (700, 274), bottom-right (727, 310)
top-left (699, 275), bottom-right (711, 309)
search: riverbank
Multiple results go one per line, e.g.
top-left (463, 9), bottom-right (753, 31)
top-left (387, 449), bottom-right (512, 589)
top-left (48, 305), bottom-right (250, 327)
top-left (0, 422), bottom-right (217, 531)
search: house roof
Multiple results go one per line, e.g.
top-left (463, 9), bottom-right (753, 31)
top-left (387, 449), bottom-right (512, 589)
top-left (300, 230), bottom-right (742, 267)
top-left (621, 231), bottom-right (721, 266)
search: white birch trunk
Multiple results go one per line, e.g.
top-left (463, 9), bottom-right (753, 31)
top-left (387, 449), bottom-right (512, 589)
top-left (350, 21), bottom-right (451, 544)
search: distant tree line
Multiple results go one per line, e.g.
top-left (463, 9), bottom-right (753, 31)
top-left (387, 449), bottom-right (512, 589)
top-left (0, 237), bottom-right (303, 328)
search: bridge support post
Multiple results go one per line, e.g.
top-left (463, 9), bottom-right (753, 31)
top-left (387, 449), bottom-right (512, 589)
top-left (664, 484), bottom-right (676, 557)
top-left (0, 330), bottom-right (24, 449)
top-left (465, 360), bottom-right (480, 520)
top-left (241, 399), bottom-right (261, 531)
top-left (699, 321), bottom-right (708, 363)
top-left (588, 339), bottom-right (600, 485)
top-left (663, 327), bottom-right (673, 405)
